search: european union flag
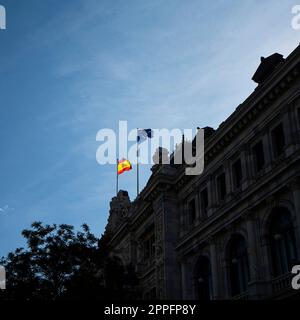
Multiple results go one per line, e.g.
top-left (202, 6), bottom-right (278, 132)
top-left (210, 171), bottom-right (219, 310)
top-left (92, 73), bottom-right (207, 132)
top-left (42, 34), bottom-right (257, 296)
top-left (137, 128), bottom-right (153, 143)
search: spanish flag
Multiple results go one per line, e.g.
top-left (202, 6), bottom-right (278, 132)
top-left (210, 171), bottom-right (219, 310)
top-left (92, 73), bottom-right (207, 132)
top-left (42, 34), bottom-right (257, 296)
top-left (118, 158), bottom-right (132, 175)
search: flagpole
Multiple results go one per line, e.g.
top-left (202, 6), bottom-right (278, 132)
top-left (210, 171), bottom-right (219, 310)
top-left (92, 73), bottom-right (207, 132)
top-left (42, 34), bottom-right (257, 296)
top-left (116, 158), bottom-right (119, 196)
top-left (137, 128), bottom-right (139, 197)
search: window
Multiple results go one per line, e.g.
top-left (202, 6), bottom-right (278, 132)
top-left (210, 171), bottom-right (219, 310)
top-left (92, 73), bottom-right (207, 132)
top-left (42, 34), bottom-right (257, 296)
top-left (217, 173), bottom-right (227, 201)
top-left (270, 208), bottom-right (297, 277)
top-left (232, 159), bottom-right (243, 189)
top-left (195, 256), bottom-right (212, 300)
top-left (229, 235), bottom-right (250, 297)
top-left (200, 188), bottom-right (209, 217)
top-left (252, 141), bottom-right (265, 172)
top-left (142, 232), bottom-right (155, 261)
top-left (272, 124), bottom-right (285, 157)
top-left (188, 199), bottom-right (196, 224)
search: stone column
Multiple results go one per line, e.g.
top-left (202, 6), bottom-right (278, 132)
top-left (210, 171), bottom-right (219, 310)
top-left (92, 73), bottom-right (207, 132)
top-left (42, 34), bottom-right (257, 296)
top-left (224, 160), bottom-right (232, 201)
top-left (246, 212), bottom-right (270, 299)
top-left (259, 203), bottom-right (274, 297)
top-left (207, 174), bottom-right (217, 217)
top-left (209, 240), bottom-right (220, 299)
top-left (179, 203), bottom-right (185, 237)
top-left (194, 192), bottom-right (201, 226)
top-left (292, 99), bottom-right (300, 145)
top-left (282, 107), bottom-right (295, 157)
top-left (154, 190), bottom-right (182, 299)
top-left (221, 258), bottom-right (231, 299)
top-left (262, 130), bottom-right (272, 171)
top-left (240, 146), bottom-right (251, 190)
top-left (181, 260), bottom-right (194, 299)
top-left (291, 177), bottom-right (300, 259)
top-left (246, 215), bottom-right (259, 281)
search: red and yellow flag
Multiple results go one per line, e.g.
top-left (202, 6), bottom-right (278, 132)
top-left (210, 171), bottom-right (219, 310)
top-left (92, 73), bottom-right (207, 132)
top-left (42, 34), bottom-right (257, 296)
top-left (118, 159), bottom-right (132, 175)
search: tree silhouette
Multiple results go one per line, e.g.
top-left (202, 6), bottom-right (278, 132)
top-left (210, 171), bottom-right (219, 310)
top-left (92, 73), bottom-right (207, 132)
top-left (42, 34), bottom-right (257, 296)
top-left (0, 222), bottom-right (139, 300)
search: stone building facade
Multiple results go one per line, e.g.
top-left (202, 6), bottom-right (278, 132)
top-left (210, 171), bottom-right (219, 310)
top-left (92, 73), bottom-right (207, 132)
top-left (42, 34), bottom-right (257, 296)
top-left (104, 44), bottom-right (300, 300)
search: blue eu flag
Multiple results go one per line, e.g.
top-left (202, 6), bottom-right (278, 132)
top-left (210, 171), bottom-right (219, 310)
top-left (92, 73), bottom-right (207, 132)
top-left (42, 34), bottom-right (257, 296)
top-left (137, 128), bottom-right (153, 143)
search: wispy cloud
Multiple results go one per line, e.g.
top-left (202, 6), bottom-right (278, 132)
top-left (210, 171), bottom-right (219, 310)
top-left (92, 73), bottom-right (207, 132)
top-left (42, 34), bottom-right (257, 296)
top-left (0, 205), bottom-right (14, 214)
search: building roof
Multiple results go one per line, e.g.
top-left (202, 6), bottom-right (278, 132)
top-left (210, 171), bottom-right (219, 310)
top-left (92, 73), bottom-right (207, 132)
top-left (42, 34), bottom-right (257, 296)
top-left (252, 53), bottom-right (285, 84)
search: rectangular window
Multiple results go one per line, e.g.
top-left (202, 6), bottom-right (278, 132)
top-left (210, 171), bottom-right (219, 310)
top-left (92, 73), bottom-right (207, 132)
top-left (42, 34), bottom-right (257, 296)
top-left (252, 141), bottom-right (265, 172)
top-left (217, 173), bottom-right (227, 201)
top-left (232, 159), bottom-right (243, 189)
top-left (272, 123), bottom-right (285, 157)
top-left (142, 231), bottom-right (155, 261)
top-left (188, 199), bottom-right (196, 224)
top-left (200, 188), bottom-right (208, 216)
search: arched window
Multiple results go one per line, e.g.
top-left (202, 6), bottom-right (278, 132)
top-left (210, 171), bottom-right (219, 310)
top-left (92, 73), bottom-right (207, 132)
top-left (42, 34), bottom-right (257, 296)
top-left (195, 256), bottom-right (212, 300)
top-left (269, 208), bottom-right (297, 276)
top-left (229, 235), bottom-right (250, 297)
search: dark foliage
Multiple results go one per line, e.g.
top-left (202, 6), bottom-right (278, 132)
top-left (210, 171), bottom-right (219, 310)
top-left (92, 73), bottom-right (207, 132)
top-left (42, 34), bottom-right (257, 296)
top-left (0, 222), bottom-right (139, 300)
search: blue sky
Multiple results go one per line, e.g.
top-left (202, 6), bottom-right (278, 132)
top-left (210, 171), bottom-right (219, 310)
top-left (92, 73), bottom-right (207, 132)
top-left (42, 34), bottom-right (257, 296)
top-left (0, 0), bottom-right (299, 257)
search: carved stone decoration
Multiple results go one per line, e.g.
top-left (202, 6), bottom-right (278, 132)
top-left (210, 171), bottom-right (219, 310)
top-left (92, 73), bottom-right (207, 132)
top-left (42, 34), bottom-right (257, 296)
top-left (154, 209), bottom-right (164, 296)
top-left (155, 211), bottom-right (164, 263)
top-left (123, 244), bottom-right (130, 264)
top-left (156, 262), bottom-right (164, 300)
top-left (152, 147), bottom-right (170, 173)
top-left (252, 54), bottom-right (284, 84)
top-left (153, 147), bottom-right (169, 165)
top-left (105, 190), bottom-right (131, 234)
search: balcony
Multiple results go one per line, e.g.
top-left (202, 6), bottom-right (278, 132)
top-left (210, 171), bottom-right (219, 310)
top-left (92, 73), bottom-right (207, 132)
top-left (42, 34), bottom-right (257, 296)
top-left (232, 291), bottom-right (249, 300)
top-left (271, 272), bottom-right (293, 294)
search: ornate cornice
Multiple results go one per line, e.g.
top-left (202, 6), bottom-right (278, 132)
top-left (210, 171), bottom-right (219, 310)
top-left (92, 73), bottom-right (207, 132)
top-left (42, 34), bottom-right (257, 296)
top-left (174, 56), bottom-right (300, 190)
top-left (106, 45), bottom-right (300, 249)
